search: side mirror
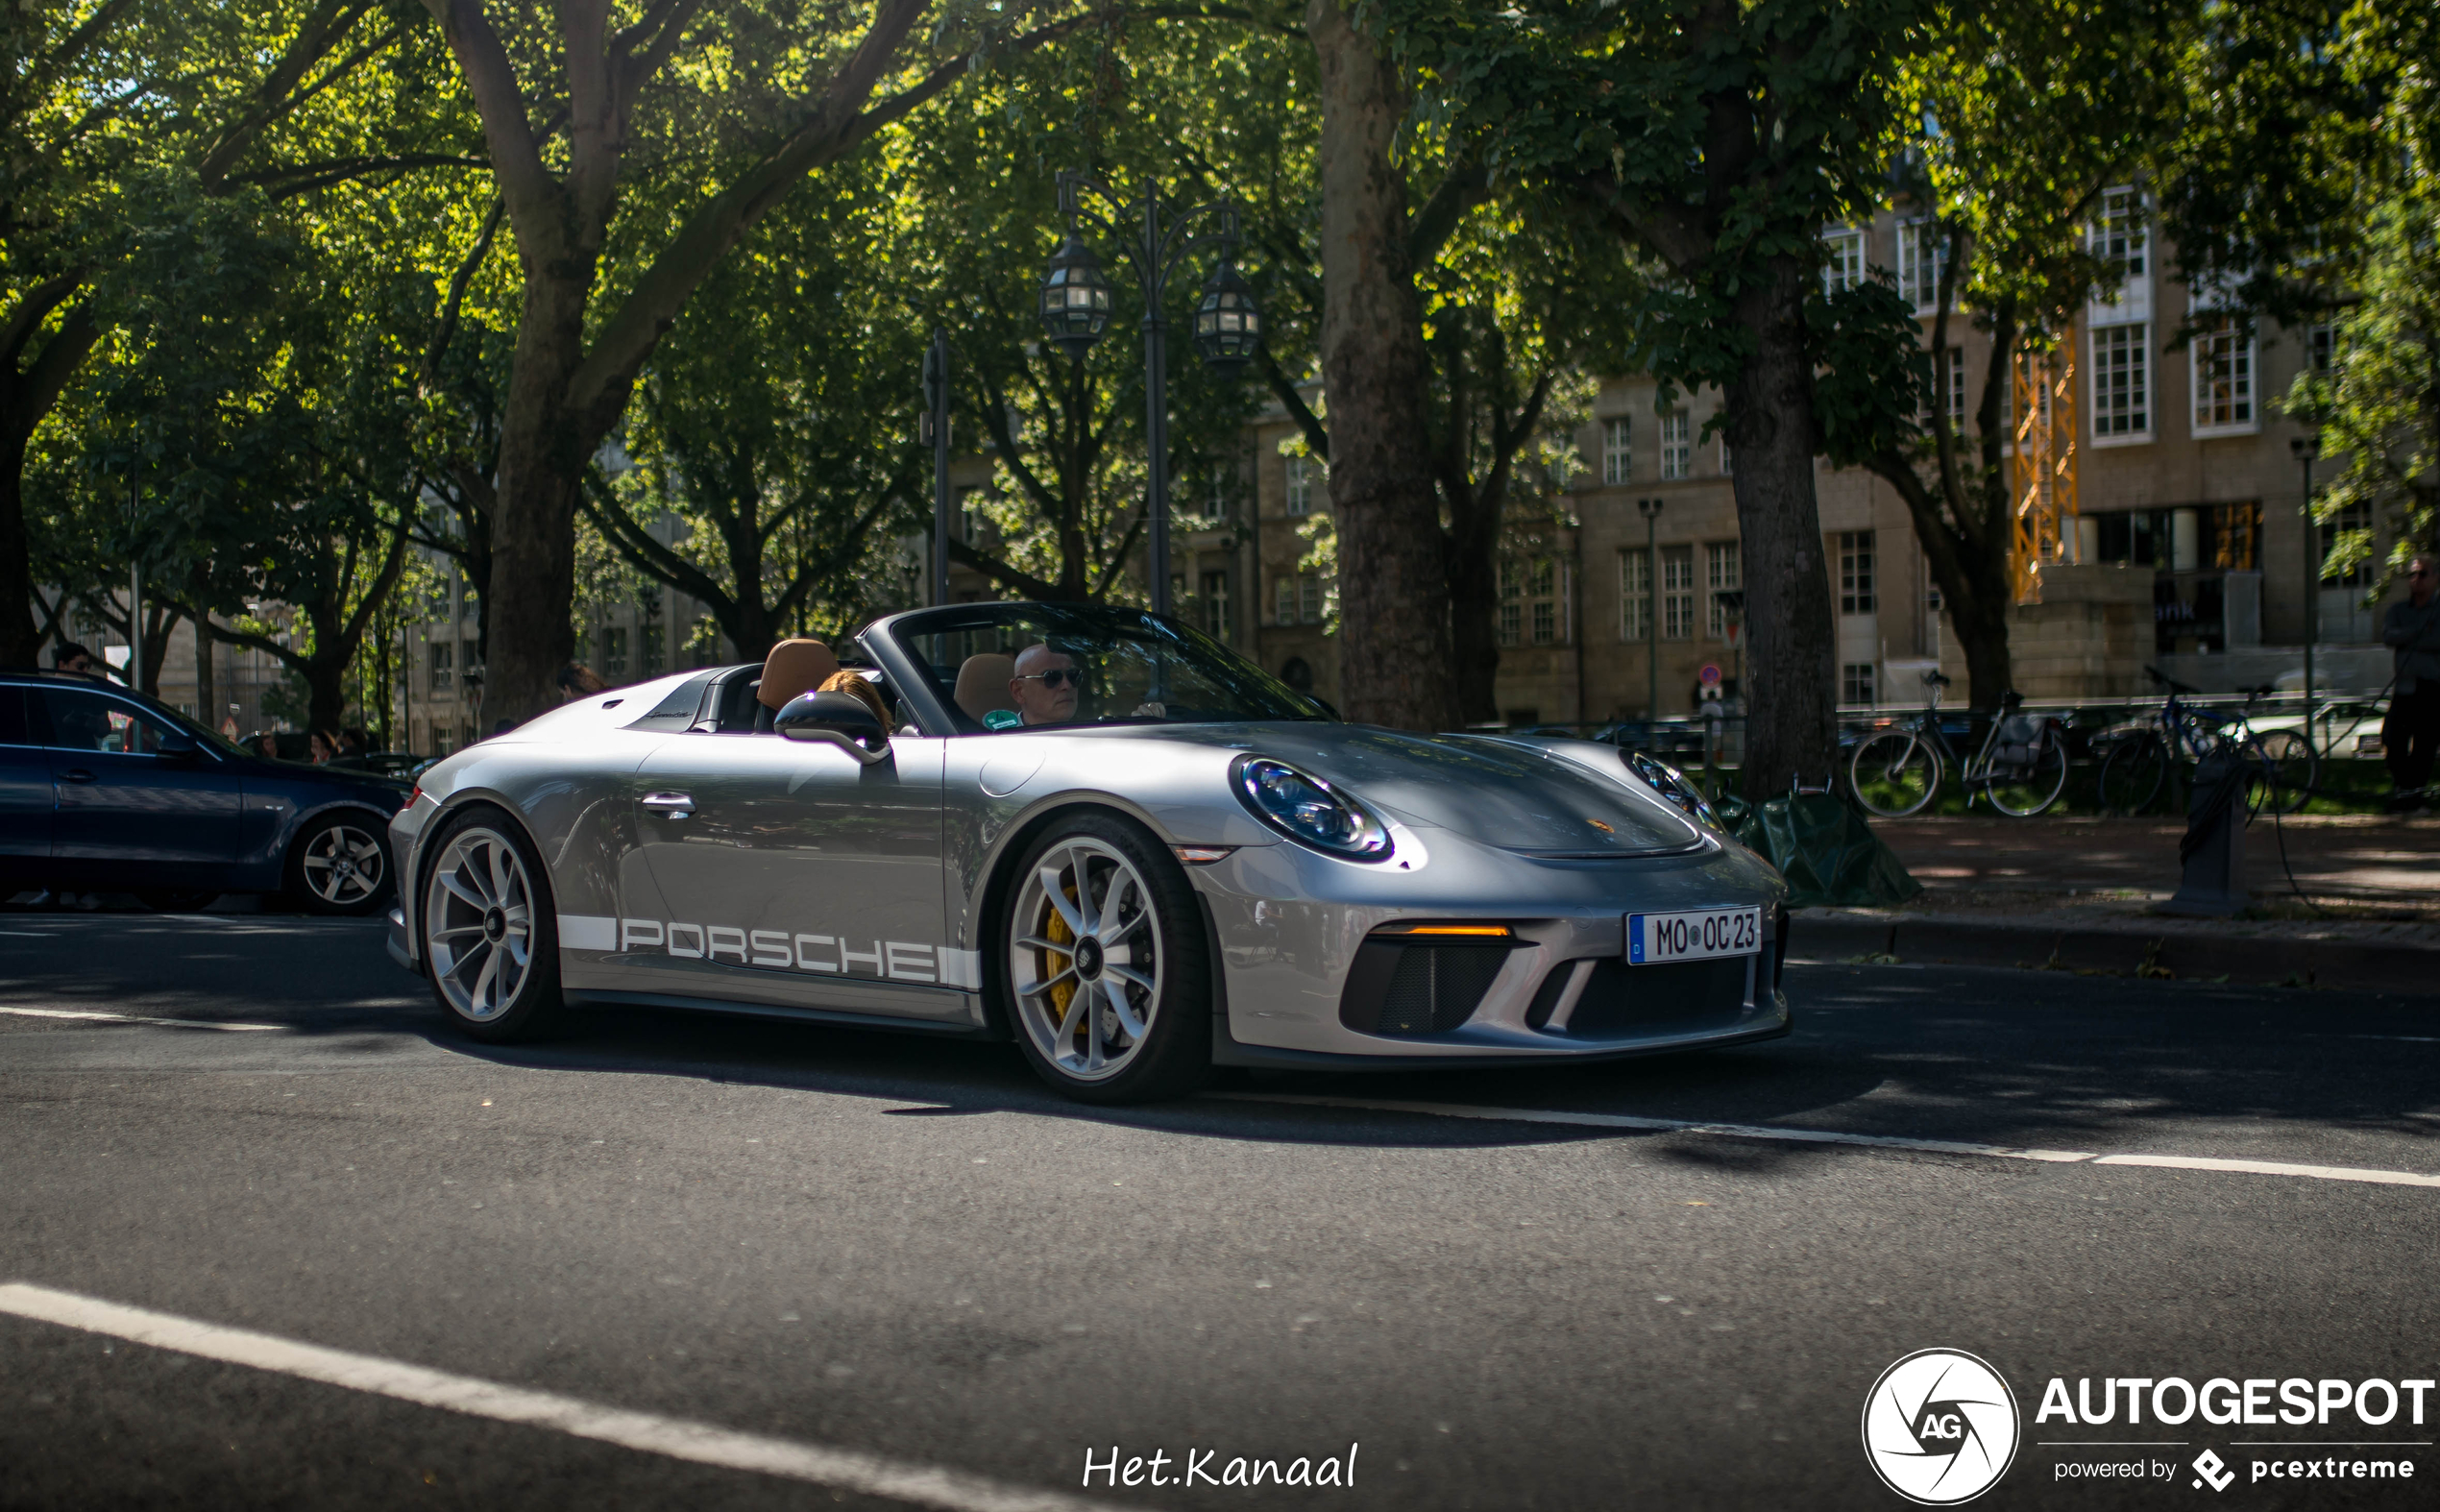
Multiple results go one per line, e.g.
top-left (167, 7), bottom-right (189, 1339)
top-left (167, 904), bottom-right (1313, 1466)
top-left (158, 730), bottom-right (201, 759)
top-left (775, 690), bottom-right (891, 766)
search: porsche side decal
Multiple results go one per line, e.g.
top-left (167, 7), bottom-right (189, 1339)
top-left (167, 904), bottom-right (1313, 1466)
top-left (556, 914), bottom-right (982, 989)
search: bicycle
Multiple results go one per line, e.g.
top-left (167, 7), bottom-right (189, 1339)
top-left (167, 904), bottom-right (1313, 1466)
top-left (1847, 671), bottom-right (2070, 818)
top-left (2093, 667), bottom-right (2319, 817)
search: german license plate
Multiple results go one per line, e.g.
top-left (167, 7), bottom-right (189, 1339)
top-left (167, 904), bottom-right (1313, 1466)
top-left (1627, 907), bottom-right (1763, 964)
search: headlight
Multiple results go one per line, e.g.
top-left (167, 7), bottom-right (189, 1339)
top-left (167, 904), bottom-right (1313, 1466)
top-left (1622, 749), bottom-right (1720, 830)
top-left (1232, 757), bottom-right (1393, 861)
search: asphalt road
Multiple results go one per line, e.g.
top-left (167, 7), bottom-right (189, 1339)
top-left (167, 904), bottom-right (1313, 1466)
top-left (2, 911), bottom-right (2435, 1511)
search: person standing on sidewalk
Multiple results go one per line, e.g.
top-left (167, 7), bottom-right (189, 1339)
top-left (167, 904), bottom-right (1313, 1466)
top-left (2382, 553), bottom-right (2440, 810)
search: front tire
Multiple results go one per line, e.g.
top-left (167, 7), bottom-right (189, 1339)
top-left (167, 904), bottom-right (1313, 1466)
top-left (1983, 736), bottom-right (2068, 817)
top-left (1000, 813), bottom-right (1210, 1104)
top-left (2096, 735), bottom-right (2167, 816)
top-left (419, 808), bottom-right (564, 1043)
top-left (288, 812), bottom-right (394, 915)
top-left (1848, 731), bottom-right (1940, 818)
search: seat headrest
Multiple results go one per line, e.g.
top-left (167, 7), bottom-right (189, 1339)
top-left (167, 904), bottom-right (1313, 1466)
top-left (954, 652), bottom-right (1016, 724)
top-left (758, 638), bottom-right (839, 710)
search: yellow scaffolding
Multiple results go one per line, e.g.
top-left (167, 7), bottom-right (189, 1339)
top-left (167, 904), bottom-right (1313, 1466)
top-left (2009, 327), bottom-right (2080, 604)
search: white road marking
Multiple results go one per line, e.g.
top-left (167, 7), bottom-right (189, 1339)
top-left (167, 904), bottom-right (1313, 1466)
top-left (1206, 1092), bottom-right (2440, 1189)
top-left (0, 1007), bottom-right (282, 1033)
top-left (0, 1283), bottom-right (1138, 1512)
top-left (0, 930), bottom-right (58, 938)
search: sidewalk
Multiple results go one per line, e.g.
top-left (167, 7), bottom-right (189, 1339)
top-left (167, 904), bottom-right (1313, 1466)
top-left (1791, 816), bottom-right (2440, 994)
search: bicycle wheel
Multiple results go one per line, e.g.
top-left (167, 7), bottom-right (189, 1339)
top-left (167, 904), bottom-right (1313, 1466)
top-left (2248, 728), bottom-right (2318, 816)
top-left (1984, 736), bottom-right (2069, 817)
top-left (1849, 730), bottom-right (1940, 817)
top-left (2096, 734), bottom-right (2167, 815)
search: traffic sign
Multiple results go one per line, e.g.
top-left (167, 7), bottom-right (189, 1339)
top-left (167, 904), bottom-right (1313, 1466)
top-left (1697, 663), bottom-right (1722, 687)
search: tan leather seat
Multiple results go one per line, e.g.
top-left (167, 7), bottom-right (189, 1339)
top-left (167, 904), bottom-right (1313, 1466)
top-left (954, 652), bottom-right (1016, 725)
top-left (757, 638), bottom-right (840, 712)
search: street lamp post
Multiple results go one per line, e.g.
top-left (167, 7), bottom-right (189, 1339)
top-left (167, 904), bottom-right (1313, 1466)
top-left (1038, 171), bottom-right (1262, 619)
top-left (2292, 436), bottom-right (2319, 751)
top-left (923, 329), bottom-right (951, 606)
top-left (1638, 498), bottom-right (1665, 724)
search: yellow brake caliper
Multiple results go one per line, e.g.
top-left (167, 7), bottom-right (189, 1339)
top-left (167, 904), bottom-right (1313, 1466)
top-left (1045, 884), bottom-right (1079, 1041)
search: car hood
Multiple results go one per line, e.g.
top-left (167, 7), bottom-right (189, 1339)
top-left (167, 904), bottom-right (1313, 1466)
top-left (1094, 722), bottom-right (1706, 857)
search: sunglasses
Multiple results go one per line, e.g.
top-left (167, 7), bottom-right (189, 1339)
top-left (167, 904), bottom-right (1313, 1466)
top-left (1017, 668), bottom-right (1083, 689)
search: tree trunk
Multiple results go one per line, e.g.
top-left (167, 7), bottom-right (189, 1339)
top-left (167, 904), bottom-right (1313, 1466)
top-left (483, 277), bottom-right (589, 727)
top-left (0, 441), bottom-right (36, 666)
top-left (1723, 255), bottom-right (1840, 796)
top-left (1445, 494), bottom-right (1501, 725)
top-left (194, 614), bottom-right (215, 731)
top-left (1306, 0), bottom-right (1456, 731)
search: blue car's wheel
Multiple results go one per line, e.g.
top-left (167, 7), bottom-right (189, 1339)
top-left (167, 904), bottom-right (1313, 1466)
top-left (288, 812), bottom-right (394, 915)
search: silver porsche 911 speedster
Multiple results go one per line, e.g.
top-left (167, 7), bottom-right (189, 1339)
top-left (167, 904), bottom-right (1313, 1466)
top-left (387, 601), bottom-right (1791, 1102)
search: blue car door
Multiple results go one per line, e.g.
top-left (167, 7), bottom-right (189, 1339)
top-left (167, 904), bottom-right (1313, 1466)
top-left (0, 687), bottom-right (55, 881)
top-left (39, 685), bottom-right (244, 888)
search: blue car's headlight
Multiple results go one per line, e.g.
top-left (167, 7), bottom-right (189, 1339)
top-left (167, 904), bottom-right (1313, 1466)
top-left (1232, 757), bottom-right (1392, 861)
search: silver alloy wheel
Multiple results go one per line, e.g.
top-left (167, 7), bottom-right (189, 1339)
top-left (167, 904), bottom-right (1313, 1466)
top-left (423, 827), bottom-right (534, 1022)
top-left (301, 820), bottom-right (386, 906)
top-left (1008, 837), bottom-right (1163, 1083)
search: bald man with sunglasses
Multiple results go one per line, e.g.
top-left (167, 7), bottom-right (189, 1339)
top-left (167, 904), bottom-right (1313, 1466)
top-left (1010, 644), bottom-right (1084, 726)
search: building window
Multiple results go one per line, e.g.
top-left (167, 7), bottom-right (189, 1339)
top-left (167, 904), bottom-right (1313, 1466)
top-left (461, 639), bottom-right (479, 685)
top-left (1620, 549), bottom-right (1651, 642)
top-left (1284, 455), bottom-right (1321, 517)
top-left (1896, 219), bottom-right (1949, 313)
top-left (1659, 411), bottom-right (1691, 480)
top-left (641, 622), bottom-right (665, 677)
top-left (2087, 187), bottom-right (2147, 283)
top-left (1502, 556), bottom-right (1562, 646)
top-left (2191, 314), bottom-right (2256, 434)
top-left (1705, 542), bottom-right (1741, 638)
top-left (1300, 574), bottom-right (1324, 625)
top-left (1842, 663), bottom-right (1878, 707)
top-left (430, 726), bottom-right (452, 757)
top-left (2307, 322), bottom-right (2336, 376)
top-left (1719, 437), bottom-right (1732, 476)
top-left (1839, 530), bottom-right (1877, 616)
top-left (2090, 324), bottom-right (2151, 441)
top-left (1200, 571), bottom-right (1232, 641)
top-left (601, 625), bottom-right (628, 679)
top-left (1945, 347), bottom-right (1967, 423)
top-left (1821, 229), bottom-right (1866, 295)
top-left (429, 640), bottom-right (452, 692)
top-left (1660, 546), bottom-right (1696, 641)
top-left (1601, 418), bottom-right (1631, 485)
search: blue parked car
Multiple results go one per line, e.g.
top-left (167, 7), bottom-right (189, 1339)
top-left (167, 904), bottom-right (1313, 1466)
top-left (0, 670), bottom-right (411, 915)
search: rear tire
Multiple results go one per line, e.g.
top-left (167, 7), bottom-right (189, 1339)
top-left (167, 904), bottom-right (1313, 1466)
top-left (2248, 729), bottom-right (2318, 817)
top-left (419, 807), bottom-right (564, 1043)
top-left (1983, 736), bottom-right (2068, 817)
top-left (2096, 735), bottom-right (2166, 816)
top-left (1848, 731), bottom-right (1940, 818)
top-left (999, 812), bottom-right (1210, 1104)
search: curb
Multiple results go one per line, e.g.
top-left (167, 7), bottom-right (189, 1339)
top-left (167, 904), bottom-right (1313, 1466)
top-left (1791, 916), bottom-right (2440, 996)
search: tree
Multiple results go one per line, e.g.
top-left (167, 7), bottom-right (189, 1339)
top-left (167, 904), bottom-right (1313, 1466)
top-left (1850, 0), bottom-right (2189, 710)
top-left (891, 28), bottom-right (1281, 608)
top-left (3, 0), bottom-right (448, 665)
top-left (415, 0), bottom-right (1102, 725)
top-left (579, 169), bottom-right (930, 663)
top-left (1301, 0), bottom-right (1460, 730)
top-left (1386, 0), bottom-right (1934, 793)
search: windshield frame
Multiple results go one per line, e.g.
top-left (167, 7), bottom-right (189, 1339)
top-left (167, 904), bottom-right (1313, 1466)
top-left (866, 601), bottom-right (1332, 737)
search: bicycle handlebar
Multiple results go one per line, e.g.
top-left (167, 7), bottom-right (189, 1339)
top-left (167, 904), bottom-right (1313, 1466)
top-left (2143, 664), bottom-right (2202, 696)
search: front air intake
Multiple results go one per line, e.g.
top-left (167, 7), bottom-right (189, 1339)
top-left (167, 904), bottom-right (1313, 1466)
top-left (1338, 939), bottom-right (1514, 1036)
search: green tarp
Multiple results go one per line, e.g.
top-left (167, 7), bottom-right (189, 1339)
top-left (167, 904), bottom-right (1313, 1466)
top-left (1713, 792), bottom-right (1923, 908)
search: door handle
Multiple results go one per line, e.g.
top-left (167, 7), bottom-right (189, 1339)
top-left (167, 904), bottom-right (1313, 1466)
top-left (61, 769), bottom-right (96, 784)
top-left (641, 792), bottom-right (695, 818)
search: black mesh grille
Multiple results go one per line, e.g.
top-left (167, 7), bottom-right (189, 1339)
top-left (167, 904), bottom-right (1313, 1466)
top-left (1341, 941), bottom-right (1512, 1036)
top-left (1554, 955), bottom-right (1751, 1038)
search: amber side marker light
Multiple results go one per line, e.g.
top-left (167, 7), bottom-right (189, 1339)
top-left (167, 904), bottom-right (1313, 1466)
top-left (1390, 924), bottom-right (1513, 938)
